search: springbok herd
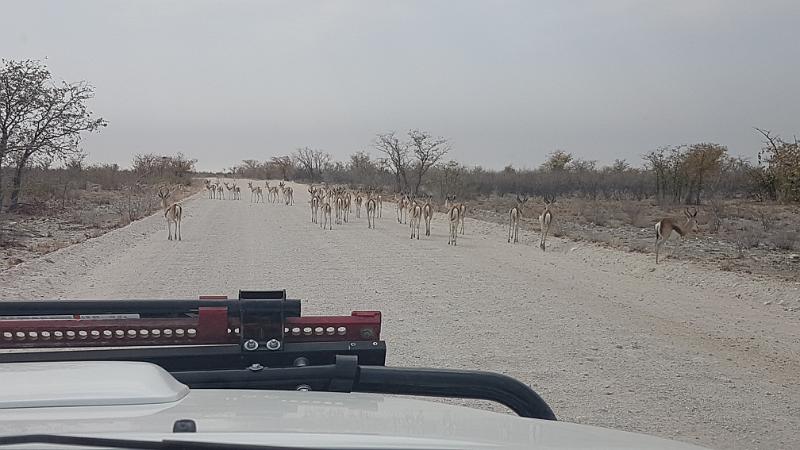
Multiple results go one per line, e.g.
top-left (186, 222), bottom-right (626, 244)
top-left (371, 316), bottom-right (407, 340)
top-left (156, 178), bottom-right (699, 263)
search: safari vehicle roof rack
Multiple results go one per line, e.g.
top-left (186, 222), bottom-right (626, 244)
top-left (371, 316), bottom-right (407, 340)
top-left (0, 290), bottom-right (556, 421)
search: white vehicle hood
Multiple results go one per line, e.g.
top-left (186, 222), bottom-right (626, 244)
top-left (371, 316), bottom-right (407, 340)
top-left (0, 361), bottom-right (709, 449)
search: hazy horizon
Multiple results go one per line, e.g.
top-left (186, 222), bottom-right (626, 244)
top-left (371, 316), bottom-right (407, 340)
top-left (4, 0), bottom-right (799, 172)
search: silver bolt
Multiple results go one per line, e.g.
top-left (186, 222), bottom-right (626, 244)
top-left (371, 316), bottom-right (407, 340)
top-left (265, 339), bottom-right (281, 351)
top-left (243, 339), bottom-right (259, 351)
top-left (296, 384), bottom-right (312, 392)
top-left (248, 364), bottom-right (264, 371)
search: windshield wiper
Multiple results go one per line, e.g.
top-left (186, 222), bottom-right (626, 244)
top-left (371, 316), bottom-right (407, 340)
top-left (0, 434), bottom-right (330, 450)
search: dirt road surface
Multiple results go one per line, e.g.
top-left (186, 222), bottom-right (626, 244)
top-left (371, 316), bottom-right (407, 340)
top-left (2, 181), bottom-right (798, 449)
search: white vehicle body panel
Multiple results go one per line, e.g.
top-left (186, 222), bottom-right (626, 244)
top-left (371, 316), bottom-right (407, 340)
top-left (0, 362), bottom-right (710, 449)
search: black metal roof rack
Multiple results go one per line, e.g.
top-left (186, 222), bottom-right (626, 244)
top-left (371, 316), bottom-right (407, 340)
top-left (0, 291), bottom-right (556, 421)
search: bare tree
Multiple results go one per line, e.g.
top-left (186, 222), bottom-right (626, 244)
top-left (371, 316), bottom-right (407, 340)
top-left (270, 156), bottom-right (293, 181)
top-left (293, 147), bottom-right (314, 179)
top-left (407, 129), bottom-right (449, 196)
top-left (293, 147), bottom-right (330, 181)
top-left (312, 150), bottom-right (331, 179)
top-left (374, 132), bottom-right (409, 192)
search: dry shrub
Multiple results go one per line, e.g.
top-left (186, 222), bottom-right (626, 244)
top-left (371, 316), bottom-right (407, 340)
top-left (112, 185), bottom-right (158, 226)
top-left (708, 199), bottom-right (726, 233)
top-left (767, 231), bottom-right (798, 251)
top-left (621, 202), bottom-right (646, 227)
top-left (757, 210), bottom-right (772, 232)
top-left (590, 231), bottom-right (617, 246)
top-left (734, 225), bottom-right (762, 255)
top-left (581, 201), bottom-right (608, 226)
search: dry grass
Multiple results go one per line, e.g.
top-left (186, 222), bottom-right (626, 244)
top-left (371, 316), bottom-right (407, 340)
top-left (1, 170), bottom-right (201, 270)
top-left (467, 194), bottom-right (800, 280)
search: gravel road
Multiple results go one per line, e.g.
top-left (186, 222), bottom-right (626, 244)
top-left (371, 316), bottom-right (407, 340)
top-left (2, 180), bottom-right (798, 449)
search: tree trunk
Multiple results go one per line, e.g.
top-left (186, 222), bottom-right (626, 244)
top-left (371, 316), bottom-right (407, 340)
top-left (9, 161), bottom-right (25, 210)
top-left (0, 137), bottom-right (7, 210)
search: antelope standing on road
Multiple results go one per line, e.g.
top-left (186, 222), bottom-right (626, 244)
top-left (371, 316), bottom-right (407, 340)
top-left (447, 203), bottom-right (461, 246)
top-left (268, 185), bottom-right (279, 203)
top-left (247, 182), bottom-right (263, 203)
top-left (422, 197), bottom-right (433, 237)
top-left (342, 193), bottom-right (351, 223)
top-left (508, 194), bottom-right (528, 244)
top-left (216, 183), bottom-right (225, 200)
top-left (204, 180), bottom-right (215, 199)
top-left (311, 194), bottom-right (320, 224)
top-left (223, 182), bottom-right (234, 200)
top-left (321, 198), bottom-right (333, 230)
top-left (157, 186), bottom-right (182, 241)
top-left (655, 208), bottom-right (699, 264)
top-left (366, 192), bottom-right (377, 229)
top-left (445, 195), bottom-right (466, 235)
top-left (396, 193), bottom-right (410, 224)
top-left (538, 194), bottom-right (555, 251)
top-left (409, 201), bottom-right (423, 239)
top-left (355, 192), bottom-right (363, 218)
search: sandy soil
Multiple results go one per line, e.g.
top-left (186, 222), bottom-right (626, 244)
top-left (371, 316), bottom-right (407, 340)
top-left (1, 180), bottom-right (798, 450)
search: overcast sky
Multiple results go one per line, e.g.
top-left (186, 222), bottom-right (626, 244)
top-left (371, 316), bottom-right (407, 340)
top-left (4, 0), bottom-right (799, 171)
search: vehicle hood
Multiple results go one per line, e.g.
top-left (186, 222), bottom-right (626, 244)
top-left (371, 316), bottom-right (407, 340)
top-left (0, 390), bottom-right (708, 449)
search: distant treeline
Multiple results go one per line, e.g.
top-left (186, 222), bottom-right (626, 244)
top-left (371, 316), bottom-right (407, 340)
top-left (228, 128), bottom-right (799, 205)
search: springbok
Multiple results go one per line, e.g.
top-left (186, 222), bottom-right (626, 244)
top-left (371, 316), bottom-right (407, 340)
top-left (335, 192), bottom-right (344, 225)
top-left (508, 194), bottom-right (529, 244)
top-left (397, 193), bottom-right (410, 224)
top-left (355, 192), bottom-right (363, 218)
top-left (447, 203), bottom-right (461, 246)
top-left (409, 201), bottom-right (423, 239)
top-left (445, 195), bottom-right (466, 235)
top-left (321, 198), bottom-right (333, 230)
top-left (223, 182), bottom-right (234, 200)
top-left (216, 183), bottom-right (225, 200)
top-left (366, 192), bottom-right (377, 229)
top-left (422, 196), bottom-right (434, 236)
top-left (538, 194), bottom-right (555, 251)
top-left (157, 186), bottom-right (182, 241)
top-left (204, 180), bottom-right (215, 199)
top-left (342, 193), bottom-right (351, 223)
top-left (655, 208), bottom-right (699, 264)
top-left (268, 185), bottom-right (279, 203)
top-left (311, 195), bottom-right (320, 223)
top-left (247, 181), bottom-right (263, 203)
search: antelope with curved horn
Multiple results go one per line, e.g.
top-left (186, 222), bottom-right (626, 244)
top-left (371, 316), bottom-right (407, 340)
top-left (157, 186), bottom-right (182, 241)
top-left (538, 194), bottom-right (555, 251)
top-left (655, 208), bottom-right (699, 264)
top-left (508, 194), bottom-right (529, 243)
top-left (216, 183), bottom-right (225, 200)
